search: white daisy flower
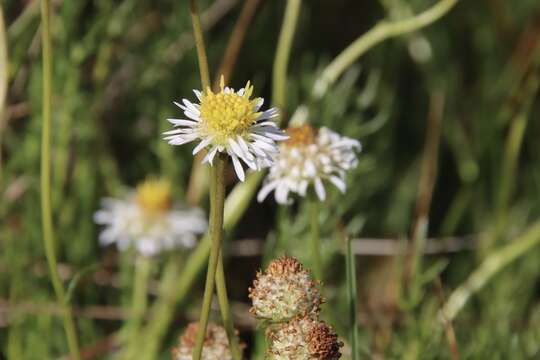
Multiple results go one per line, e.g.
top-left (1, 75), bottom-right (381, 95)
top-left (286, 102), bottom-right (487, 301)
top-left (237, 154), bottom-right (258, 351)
top-left (257, 124), bottom-right (361, 204)
top-left (94, 178), bottom-right (207, 257)
top-left (163, 76), bottom-right (288, 182)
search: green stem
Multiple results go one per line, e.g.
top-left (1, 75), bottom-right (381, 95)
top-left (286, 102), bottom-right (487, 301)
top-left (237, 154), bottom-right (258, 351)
top-left (0, 4), bottom-right (7, 183)
top-left (190, 0), bottom-right (211, 90)
top-left (313, 0), bottom-right (458, 98)
top-left (309, 195), bottom-right (322, 281)
top-left (440, 220), bottom-right (540, 322)
top-left (272, 0), bottom-right (302, 109)
top-left (346, 238), bottom-right (358, 360)
top-left (494, 110), bottom-right (530, 236)
top-left (39, 1), bottom-right (81, 359)
top-left (137, 172), bottom-right (264, 359)
top-left (215, 252), bottom-right (243, 360)
top-left (121, 255), bottom-right (152, 359)
top-left (193, 156), bottom-right (226, 360)
top-left (185, 0), bottom-right (211, 207)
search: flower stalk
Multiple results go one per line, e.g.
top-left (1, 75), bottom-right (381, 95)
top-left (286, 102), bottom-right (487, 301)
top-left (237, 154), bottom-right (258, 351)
top-left (40, 0), bottom-right (81, 359)
top-left (189, 1), bottom-right (242, 358)
top-left (192, 155), bottom-right (227, 360)
top-left (309, 194), bottom-right (323, 281)
top-left (215, 254), bottom-right (243, 359)
top-left (121, 255), bottom-right (152, 359)
top-left (190, 0), bottom-right (210, 90)
top-left (272, 0), bottom-right (302, 110)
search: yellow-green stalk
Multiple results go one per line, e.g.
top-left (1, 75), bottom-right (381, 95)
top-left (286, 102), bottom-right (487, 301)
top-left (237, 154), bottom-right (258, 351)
top-left (40, 0), bottom-right (81, 358)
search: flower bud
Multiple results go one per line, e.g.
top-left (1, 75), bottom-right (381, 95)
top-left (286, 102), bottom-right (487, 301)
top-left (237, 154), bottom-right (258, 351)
top-left (249, 255), bottom-right (322, 321)
top-left (267, 316), bottom-right (343, 359)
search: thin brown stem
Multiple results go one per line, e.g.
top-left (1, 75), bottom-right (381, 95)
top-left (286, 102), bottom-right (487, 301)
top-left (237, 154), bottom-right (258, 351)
top-left (214, 0), bottom-right (263, 89)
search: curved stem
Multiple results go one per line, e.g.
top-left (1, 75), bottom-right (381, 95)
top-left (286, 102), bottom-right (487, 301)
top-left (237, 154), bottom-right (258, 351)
top-left (440, 220), bottom-right (540, 322)
top-left (309, 196), bottom-right (322, 280)
top-left (40, 1), bottom-right (81, 359)
top-left (193, 156), bottom-right (226, 360)
top-left (313, 0), bottom-right (458, 98)
top-left (215, 252), bottom-right (243, 360)
top-left (272, 0), bottom-right (302, 110)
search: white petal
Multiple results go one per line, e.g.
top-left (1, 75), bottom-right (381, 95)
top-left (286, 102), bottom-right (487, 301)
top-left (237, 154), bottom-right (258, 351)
top-left (257, 181), bottom-right (277, 202)
top-left (254, 130), bottom-right (289, 141)
top-left (231, 155), bottom-right (245, 182)
top-left (166, 133), bottom-right (199, 145)
top-left (203, 146), bottom-right (219, 165)
top-left (192, 137), bottom-right (213, 155)
top-left (314, 178), bottom-right (326, 201)
top-left (167, 118), bottom-right (198, 126)
top-left (275, 183), bottom-right (291, 204)
top-left (329, 175), bottom-right (347, 193)
top-left (237, 136), bottom-right (254, 161)
top-left (228, 138), bottom-right (247, 159)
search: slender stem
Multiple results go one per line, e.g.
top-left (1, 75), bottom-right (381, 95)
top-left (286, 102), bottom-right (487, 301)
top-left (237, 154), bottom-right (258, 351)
top-left (309, 195), bottom-right (322, 281)
top-left (346, 238), bottom-right (358, 360)
top-left (0, 4), bottom-right (7, 183)
top-left (214, 0), bottom-right (262, 88)
top-left (215, 252), bottom-right (243, 360)
top-left (272, 0), bottom-right (302, 110)
top-left (193, 156), bottom-right (226, 360)
top-left (138, 260), bottom-right (182, 360)
top-left (121, 256), bottom-right (152, 358)
top-left (185, 0), bottom-right (212, 207)
top-left (404, 92), bottom-right (444, 298)
top-left (190, 0), bottom-right (211, 90)
top-left (494, 111), bottom-right (531, 234)
top-left (313, 0), bottom-right (458, 98)
top-left (39, 1), bottom-right (81, 359)
top-left (137, 172), bottom-right (264, 359)
top-left (440, 220), bottom-right (540, 322)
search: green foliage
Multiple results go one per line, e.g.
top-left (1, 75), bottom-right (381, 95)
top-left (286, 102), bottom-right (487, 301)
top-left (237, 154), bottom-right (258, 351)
top-left (2, 0), bottom-right (540, 358)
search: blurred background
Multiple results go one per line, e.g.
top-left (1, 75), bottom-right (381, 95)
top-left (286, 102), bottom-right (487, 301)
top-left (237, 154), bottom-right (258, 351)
top-left (1, 0), bottom-right (540, 358)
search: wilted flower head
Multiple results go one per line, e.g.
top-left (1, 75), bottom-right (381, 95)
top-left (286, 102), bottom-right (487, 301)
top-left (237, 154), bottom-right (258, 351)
top-left (267, 316), bottom-right (343, 359)
top-left (94, 178), bottom-right (207, 256)
top-left (249, 256), bottom-right (322, 321)
top-left (257, 124), bottom-right (361, 204)
top-left (163, 76), bottom-right (288, 181)
top-left (172, 322), bottom-right (237, 360)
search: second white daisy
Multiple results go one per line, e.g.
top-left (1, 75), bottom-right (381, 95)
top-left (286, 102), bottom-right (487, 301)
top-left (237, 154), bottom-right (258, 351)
top-left (94, 178), bottom-right (207, 257)
top-left (163, 77), bottom-right (288, 181)
top-left (257, 124), bottom-right (361, 204)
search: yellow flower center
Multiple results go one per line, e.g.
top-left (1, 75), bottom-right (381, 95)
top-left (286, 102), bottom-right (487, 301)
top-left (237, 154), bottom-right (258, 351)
top-left (135, 178), bottom-right (172, 213)
top-left (284, 124), bottom-right (317, 147)
top-left (199, 76), bottom-right (261, 141)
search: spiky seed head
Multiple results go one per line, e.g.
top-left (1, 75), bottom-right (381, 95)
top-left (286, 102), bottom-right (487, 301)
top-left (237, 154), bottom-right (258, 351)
top-left (249, 256), bottom-right (322, 322)
top-left (267, 316), bottom-right (343, 359)
top-left (172, 322), bottom-right (236, 360)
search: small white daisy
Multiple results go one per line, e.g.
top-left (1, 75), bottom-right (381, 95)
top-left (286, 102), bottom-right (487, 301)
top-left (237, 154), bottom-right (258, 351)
top-left (94, 178), bottom-right (207, 257)
top-left (163, 76), bottom-right (288, 182)
top-left (257, 124), bottom-right (361, 204)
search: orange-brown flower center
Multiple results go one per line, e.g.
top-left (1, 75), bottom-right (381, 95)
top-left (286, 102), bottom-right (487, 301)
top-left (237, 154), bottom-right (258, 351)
top-left (284, 124), bottom-right (317, 146)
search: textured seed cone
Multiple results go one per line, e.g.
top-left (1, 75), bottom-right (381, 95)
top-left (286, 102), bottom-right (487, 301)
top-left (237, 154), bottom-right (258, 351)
top-left (249, 255), bottom-right (322, 321)
top-left (267, 316), bottom-right (343, 359)
top-left (171, 322), bottom-right (236, 360)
